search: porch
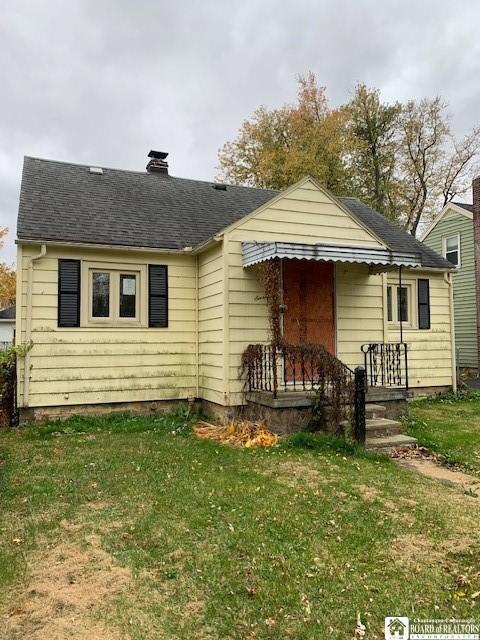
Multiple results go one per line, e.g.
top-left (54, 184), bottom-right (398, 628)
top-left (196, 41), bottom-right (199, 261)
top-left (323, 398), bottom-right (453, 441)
top-left (239, 239), bottom-right (416, 447)
top-left (241, 341), bottom-right (413, 449)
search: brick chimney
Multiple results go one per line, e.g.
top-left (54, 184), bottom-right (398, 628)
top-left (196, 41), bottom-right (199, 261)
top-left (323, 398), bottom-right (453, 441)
top-left (146, 150), bottom-right (169, 175)
top-left (473, 175), bottom-right (480, 372)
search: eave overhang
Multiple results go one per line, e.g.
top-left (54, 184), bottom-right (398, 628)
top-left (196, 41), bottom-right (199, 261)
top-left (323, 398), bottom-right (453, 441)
top-left (242, 241), bottom-right (422, 269)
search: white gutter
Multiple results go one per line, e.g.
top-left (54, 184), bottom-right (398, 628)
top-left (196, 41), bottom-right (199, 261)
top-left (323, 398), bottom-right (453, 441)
top-left (16, 238), bottom-right (190, 255)
top-left (445, 271), bottom-right (457, 393)
top-left (24, 244), bottom-right (47, 407)
top-left (16, 237), bottom-right (224, 257)
top-left (192, 235), bottom-right (223, 255)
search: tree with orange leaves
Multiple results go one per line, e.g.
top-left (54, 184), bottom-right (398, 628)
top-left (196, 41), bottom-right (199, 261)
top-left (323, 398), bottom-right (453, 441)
top-left (0, 227), bottom-right (15, 309)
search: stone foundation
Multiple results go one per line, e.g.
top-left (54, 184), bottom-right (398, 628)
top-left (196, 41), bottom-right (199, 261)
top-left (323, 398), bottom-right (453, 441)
top-left (17, 384), bottom-right (448, 430)
top-left (19, 399), bottom-right (194, 425)
top-left (406, 385), bottom-right (451, 399)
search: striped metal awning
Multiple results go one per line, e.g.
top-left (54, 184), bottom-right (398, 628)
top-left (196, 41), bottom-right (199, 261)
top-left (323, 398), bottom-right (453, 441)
top-left (242, 241), bottom-right (422, 269)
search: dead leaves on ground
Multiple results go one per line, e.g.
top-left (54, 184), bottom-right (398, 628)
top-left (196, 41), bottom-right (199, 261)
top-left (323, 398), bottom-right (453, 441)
top-left (194, 420), bottom-right (279, 448)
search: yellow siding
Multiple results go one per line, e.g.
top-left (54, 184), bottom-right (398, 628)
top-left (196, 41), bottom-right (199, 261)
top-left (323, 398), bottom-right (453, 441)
top-left (233, 179), bottom-right (384, 247)
top-left (226, 240), bottom-right (270, 405)
top-left (224, 179), bottom-right (453, 403)
top-left (17, 176), bottom-right (453, 414)
top-left (336, 264), bottom-right (384, 368)
top-left (225, 180), bottom-right (388, 404)
top-left (198, 243), bottom-right (225, 404)
top-left (18, 244), bottom-right (197, 408)
top-left (386, 271), bottom-right (453, 388)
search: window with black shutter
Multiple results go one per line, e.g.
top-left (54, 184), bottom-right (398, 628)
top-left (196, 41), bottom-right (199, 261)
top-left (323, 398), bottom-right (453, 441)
top-left (417, 279), bottom-right (430, 330)
top-left (58, 259), bottom-right (81, 327)
top-left (148, 265), bottom-right (168, 327)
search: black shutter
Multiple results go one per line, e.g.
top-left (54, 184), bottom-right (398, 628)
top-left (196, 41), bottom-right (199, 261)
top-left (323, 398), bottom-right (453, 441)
top-left (417, 278), bottom-right (430, 330)
top-left (149, 265), bottom-right (168, 327)
top-left (58, 259), bottom-right (81, 327)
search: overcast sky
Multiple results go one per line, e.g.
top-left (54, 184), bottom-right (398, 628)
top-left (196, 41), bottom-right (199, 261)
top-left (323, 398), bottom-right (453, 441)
top-left (1, 0), bottom-right (479, 263)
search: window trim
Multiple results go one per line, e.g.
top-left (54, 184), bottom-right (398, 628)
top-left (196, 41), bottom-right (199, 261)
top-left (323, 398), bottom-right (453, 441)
top-left (386, 283), bottom-right (414, 328)
top-left (80, 261), bottom-right (147, 328)
top-left (443, 233), bottom-right (461, 268)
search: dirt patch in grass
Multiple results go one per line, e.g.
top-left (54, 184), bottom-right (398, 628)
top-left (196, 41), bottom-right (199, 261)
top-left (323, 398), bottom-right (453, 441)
top-left (358, 485), bottom-right (415, 525)
top-left (274, 460), bottom-right (325, 488)
top-left (2, 534), bottom-right (131, 640)
top-left (86, 499), bottom-right (111, 511)
top-left (391, 532), bottom-right (474, 567)
top-left (391, 533), bottom-right (443, 564)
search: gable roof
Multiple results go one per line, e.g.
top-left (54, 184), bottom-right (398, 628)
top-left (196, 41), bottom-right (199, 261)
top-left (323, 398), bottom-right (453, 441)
top-left (454, 202), bottom-right (473, 213)
top-left (17, 156), bottom-right (452, 270)
top-left (0, 306), bottom-right (15, 320)
top-left (18, 157), bottom-right (278, 252)
top-left (421, 201), bottom-right (473, 242)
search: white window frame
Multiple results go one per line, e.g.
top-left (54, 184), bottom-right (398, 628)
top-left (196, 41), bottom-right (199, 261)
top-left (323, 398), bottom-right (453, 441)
top-left (386, 283), bottom-right (414, 328)
top-left (443, 233), bottom-right (461, 267)
top-left (81, 261), bottom-right (148, 328)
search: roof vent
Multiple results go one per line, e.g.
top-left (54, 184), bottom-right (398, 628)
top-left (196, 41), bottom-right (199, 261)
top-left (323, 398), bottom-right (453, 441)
top-left (147, 150), bottom-right (169, 175)
top-left (89, 166), bottom-right (103, 175)
top-left (212, 183), bottom-right (227, 191)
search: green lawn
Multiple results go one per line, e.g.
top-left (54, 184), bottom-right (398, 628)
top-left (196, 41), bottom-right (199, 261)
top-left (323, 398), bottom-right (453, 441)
top-left (408, 392), bottom-right (480, 475)
top-left (1, 407), bottom-right (480, 639)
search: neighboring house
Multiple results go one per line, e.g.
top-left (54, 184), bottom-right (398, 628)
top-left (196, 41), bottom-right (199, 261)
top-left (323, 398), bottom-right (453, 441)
top-left (422, 179), bottom-right (479, 370)
top-left (0, 306), bottom-right (15, 350)
top-left (15, 152), bottom-right (455, 423)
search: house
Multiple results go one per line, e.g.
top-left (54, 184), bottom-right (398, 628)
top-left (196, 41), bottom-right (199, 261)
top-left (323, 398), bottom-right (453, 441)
top-left (385, 617), bottom-right (409, 640)
top-left (0, 306), bottom-right (16, 350)
top-left (422, 176), bottom-right (480, 371)
top-left (15, 151), bottom-right (456, 425)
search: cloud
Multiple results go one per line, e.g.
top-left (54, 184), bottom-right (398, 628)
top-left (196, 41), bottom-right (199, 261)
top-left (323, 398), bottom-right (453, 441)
top-left (1, 0), bottom-right (479, 263)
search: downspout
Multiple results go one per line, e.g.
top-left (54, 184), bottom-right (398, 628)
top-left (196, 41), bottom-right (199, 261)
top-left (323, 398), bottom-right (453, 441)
top-left (399, 265), bottom-right (403, 343)
top-left (222, 233), bottom-right (230, 405)
top-left (195, 253), bottom-right (199, 399)
top-left (24, 244), bottom-right (47, 407)
top-left (445, 271), bottom-right (457, 393)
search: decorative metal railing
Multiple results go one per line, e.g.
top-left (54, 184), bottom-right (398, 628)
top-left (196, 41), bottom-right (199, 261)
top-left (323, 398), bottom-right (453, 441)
top-left (241, 343), bottom-right (367, 441)
top-left (361, 342), bottom-right (409, 389)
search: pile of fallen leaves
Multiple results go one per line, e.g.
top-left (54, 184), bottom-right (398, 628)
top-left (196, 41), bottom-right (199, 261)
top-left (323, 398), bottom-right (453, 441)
top-left (390, 445), bottom-right (441, 462)
top-left (193, 419), bottom-right (279, 448)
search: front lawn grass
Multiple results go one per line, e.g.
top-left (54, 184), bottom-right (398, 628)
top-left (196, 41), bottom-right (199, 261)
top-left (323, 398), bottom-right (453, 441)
top-left (1, 407), bottom-right (480, 639)
top-left (408, 392), bottom-right (480, 475)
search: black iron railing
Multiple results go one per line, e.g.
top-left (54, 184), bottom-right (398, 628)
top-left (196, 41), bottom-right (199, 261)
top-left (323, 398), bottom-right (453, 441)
top-left (361, 342), bottom-right (408, 389)
top-left (243, 343), bottom-right (355, 396)
top-left (241, 343), bottom-right (367, 442)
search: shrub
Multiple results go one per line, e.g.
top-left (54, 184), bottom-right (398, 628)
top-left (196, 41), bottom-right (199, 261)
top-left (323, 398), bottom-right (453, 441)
top-left (0, 342), bottom-right (31, 427)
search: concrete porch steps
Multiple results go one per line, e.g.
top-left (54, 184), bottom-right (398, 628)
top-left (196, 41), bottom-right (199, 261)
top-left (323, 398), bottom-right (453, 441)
top-left (245, 389), bottom-right (416, 447)
top-left (366, 418), bottom-right (404, 438)
top-left (364, 401), bottom-right (417, 451)
top-left (366, 433), bottom-right (418, 453)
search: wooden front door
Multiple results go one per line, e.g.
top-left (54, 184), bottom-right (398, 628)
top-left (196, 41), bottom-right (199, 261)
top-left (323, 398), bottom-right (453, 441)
top-left (283, 260), bottom-right (335, 353)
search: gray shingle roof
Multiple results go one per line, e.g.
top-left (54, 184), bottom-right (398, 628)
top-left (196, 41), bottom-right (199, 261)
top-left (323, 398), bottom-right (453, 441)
top-left (17, 156), bottom-right (452, 270)
top-left (0, 306), bottom-right (15, 320)
top-left (341, 197), bottom-right (453, 269)
top-left (17, 157), bottom-right (277, 251)
top-left (453, 201), bottom-right (473, 213)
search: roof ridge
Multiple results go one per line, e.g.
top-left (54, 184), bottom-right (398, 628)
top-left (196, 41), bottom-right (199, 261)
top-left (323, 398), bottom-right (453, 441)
top-left (23, 156), bottom-right (279, 193)
top-left (25, 155), bottom-right (152, 177)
